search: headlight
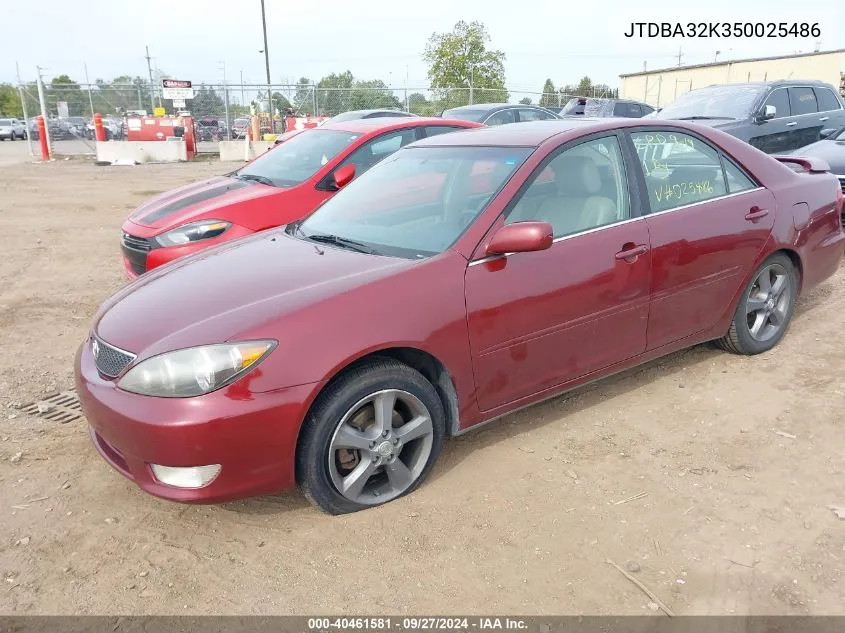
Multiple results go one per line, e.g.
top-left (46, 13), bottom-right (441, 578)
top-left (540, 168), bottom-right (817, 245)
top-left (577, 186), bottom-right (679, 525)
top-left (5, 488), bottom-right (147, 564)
top-left (117, 341), bottom-right (276, 397)
top-left (154, 220), bottom-right (231, 247)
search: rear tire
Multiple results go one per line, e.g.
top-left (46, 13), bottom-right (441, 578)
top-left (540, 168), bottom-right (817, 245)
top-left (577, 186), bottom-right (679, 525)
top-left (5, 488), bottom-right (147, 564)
top-left (717, 253), bottom-right (796, 355)
top-left (296, 358), bottom-right (445, 515)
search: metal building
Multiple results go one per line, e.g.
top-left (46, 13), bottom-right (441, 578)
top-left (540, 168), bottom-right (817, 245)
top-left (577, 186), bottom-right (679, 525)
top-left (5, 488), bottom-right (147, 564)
top-left (619, 49), bottom-right (845, 108)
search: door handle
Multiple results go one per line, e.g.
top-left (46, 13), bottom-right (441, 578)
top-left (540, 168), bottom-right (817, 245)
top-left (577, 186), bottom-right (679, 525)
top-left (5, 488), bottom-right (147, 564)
top-left (745, 207), bottom-right (769, 222)
top-left (820, 116), bottom-right (829, 122)
top-left (615, 244), bottom-right (649, 261)
top-left (786, 121), bottom-right (798, 127)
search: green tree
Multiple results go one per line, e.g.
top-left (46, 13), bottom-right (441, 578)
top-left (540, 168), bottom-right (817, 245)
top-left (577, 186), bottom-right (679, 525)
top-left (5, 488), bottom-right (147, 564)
top-left (48, 74), bottom-right (89, 117)
top-left (539, 79), bottom-right (557, 107)
top-left (187, 84), bottom-right (226, 117)
top-left (293, 77), bottom-right (314, 113)
top-left (518, 97), bottom-right (532, 105)
top-left (423, 20), bottom-right (507, 106)
top-left (0, 83), bottom-right (23, 117)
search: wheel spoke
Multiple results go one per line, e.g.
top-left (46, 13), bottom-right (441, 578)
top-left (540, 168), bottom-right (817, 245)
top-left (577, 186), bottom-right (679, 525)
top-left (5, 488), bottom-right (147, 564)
top-left (373, 391), bottom-right (397, 434)
top-left (394, 415), bottom-right (433, 444)
top-left (749, 311), bottom-right (768, 338)
top-left (385, 459), bottom-right (414, 491)
top-left (770, 274), bottom-right (787, 300)
top-left (757, 270), bottom-right (772, 294)
top-left (769, 305), bottom-right (786, 326)
top-left (341, 459), bottom-right (378, 499)
top-left (746, 295), bottom-right (767, 314)
top-left (333, 424), bottom-right (372, 451)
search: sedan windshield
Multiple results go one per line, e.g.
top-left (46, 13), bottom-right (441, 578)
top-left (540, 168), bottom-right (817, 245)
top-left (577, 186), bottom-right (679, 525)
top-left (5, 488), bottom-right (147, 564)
top-left (441, 109), bottom-right (487, 123)
top-left (655, 85), bottom-right (764, 120)
top-left (236, 129), bottom-right (361, 187)
top-left (292, 146), bottom-right (532, 258)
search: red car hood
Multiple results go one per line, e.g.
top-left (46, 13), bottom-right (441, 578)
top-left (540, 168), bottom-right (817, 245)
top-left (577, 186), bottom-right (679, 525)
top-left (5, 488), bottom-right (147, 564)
top-left (94, 230), bottom-right (412, 358)
top-left (127, 175), bottom-right (281, 231)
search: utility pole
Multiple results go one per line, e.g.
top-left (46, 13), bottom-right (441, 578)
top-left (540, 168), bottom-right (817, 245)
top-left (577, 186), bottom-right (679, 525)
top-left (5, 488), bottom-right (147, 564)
top-left (36, 66), bottom-right (52, 155)
top-left (404, 65), bottom-right (409, 112)
top-left (16, 61), bottom-right (33, 157)
top-left (676, 46), bottom-right (684, 67)
top-left (240, 70), bottom-right (245, 107)
top-left (144, 45), bottom-right (156, 112)
top-left (260, 0), bottom-right (273, 128)
top-left (468, 65), bottom-right (474, 105)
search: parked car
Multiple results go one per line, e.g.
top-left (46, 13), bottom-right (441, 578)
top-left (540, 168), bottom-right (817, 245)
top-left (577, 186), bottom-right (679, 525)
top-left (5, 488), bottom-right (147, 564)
top-left (78, 118), bottom-right (845, 514)
top-left (441, 103), bottom-right (560, 125)
top-left (119, 117), bottom-right (482, 277)
top-left (326, 109), bottom-right (419, 123)
top-left (653, 80), bottom-right (845, 154)
top-left (560, 97), bottom-right (655, 118)
top-left (231, 118), bottom-right (250, 139)
top-left (0, 118), bottom-right (27, 140)
top-left (791, 125), bottom-right (845, 222)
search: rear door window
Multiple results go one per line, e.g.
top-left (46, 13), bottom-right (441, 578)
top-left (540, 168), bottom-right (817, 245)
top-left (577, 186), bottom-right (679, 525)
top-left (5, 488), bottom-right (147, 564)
top-left (789, 87), bottom-right (818, 116)
top-left (484, 109), bottom-right (516, 126)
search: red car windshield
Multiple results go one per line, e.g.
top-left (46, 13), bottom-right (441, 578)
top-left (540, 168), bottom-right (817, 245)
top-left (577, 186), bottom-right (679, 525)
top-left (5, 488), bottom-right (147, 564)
top-left (291, 146), bottom-right (532, 259)
top-left (236, 129), bottom-right (361, 187)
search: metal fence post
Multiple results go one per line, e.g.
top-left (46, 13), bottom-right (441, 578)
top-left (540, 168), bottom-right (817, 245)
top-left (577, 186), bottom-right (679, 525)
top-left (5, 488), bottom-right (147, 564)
top-left (15, 62), bottom-right (34, 157)
top-left (36, 67), bottom-right (52, 158)
top-left (223, 83), bottom-right (231, 140)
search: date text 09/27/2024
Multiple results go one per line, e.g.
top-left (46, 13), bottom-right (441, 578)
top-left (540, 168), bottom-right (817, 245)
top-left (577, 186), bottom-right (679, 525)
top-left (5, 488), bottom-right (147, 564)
top-left (624, 22), bottom-right (821, 38)
top-left (307, 618), bottom-right (528, 631)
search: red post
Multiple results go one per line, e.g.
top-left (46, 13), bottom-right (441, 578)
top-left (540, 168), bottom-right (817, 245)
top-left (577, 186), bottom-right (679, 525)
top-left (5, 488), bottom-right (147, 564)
top-left (36, 116), bottom-right (50, 161)
top-left (182, 116), bottom-right (195, 160)
top-left (93, 113), bottom-right (106, 142)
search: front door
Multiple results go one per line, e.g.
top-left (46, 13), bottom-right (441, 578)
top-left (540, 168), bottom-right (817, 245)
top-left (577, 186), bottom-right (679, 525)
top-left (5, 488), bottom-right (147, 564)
top-left (748, 87), bottom-right (793, 154)
top-left (629, 129), bottom-right (776, 350)
top-left (465, 134), bottom-right (652, 411)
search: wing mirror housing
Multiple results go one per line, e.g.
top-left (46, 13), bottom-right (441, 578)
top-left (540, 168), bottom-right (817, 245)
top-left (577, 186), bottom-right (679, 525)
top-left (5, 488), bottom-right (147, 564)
top-left (819, 128), bottom-right (837, 139)
top-left (759, 104), bottom-right (776, 121)
top-left (486, 221), bottom-right (554, 256)
top-left (332, 164), bottom-right (356, 189)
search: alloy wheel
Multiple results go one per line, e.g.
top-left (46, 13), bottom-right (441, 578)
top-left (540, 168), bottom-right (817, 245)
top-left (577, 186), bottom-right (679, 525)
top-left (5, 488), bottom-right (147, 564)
top-left (327, 389), bottom-right (434, 505)
top-left (745, 262), bottom-right (791, 343)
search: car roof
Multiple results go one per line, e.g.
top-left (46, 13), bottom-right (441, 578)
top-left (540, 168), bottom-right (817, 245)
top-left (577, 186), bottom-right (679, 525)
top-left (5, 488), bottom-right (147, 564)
top-left (340, 109), bottom-right (414, 116)
top-left (317, 117), bottom-right (480, 134)
top-left (442, 103), bottom-right (554, 114)
top-left (409, 118), bottom-right (712, 148)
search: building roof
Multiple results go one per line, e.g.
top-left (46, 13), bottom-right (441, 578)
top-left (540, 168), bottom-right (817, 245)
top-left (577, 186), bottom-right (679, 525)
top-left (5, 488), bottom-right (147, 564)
top-left (620, 48), bottom-right (845, 78)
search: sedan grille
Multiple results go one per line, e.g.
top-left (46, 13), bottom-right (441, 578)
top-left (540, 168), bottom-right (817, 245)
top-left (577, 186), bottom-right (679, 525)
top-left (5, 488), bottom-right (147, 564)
top-left (121, 232), bottom-right (155, 276)
top-left (92, 336), bottom-right (136, 378)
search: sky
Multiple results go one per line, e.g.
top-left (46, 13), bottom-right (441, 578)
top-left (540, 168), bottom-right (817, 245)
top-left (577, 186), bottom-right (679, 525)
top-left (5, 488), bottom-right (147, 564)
top-left (2, 0), bottom-right (843, 97)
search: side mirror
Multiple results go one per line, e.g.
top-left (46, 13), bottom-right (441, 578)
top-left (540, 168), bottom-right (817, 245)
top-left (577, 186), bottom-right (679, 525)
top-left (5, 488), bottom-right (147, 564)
top-left (332, 163), bottom-right (356, 190)
top-left (486, 221), bottom-right (553, 256)
top-left (819, 128), bottom-right (837, 139)
top-left (759, 104), bottom-right (776, 121)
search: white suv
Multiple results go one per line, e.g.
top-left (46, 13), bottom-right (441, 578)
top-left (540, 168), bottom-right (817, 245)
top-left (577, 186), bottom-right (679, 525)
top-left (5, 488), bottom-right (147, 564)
top-left (0, 118), bottom-right (27, 141)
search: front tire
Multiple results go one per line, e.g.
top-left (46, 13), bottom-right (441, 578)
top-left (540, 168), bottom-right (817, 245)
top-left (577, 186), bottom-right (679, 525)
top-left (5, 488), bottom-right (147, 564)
top-left (717, 253), bottom-right (797, 355)
top-left (296, 358), bottom-right (445, 515)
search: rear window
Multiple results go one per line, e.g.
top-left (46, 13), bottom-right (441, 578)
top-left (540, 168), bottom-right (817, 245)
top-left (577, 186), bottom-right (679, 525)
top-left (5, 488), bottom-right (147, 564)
top-left (441, 109), bottom-right (487, 123)
top-left (789, 87), bottom-right (818, 116)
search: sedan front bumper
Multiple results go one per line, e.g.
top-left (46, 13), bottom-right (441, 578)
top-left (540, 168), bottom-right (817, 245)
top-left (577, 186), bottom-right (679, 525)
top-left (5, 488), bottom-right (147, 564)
top-left (75, 337), bottom-right (319, 503)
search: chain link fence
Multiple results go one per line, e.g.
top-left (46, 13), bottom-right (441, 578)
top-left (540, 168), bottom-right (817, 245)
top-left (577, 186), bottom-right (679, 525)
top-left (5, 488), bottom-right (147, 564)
top-left (6, 78), bottom-right (618, 156)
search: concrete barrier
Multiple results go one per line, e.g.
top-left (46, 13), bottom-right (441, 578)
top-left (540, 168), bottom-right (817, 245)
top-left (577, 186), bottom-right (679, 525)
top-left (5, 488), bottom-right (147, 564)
top-left (219, 140), bottom-right (275, 162)
top-left (95, 140), bottom-right (187, 164)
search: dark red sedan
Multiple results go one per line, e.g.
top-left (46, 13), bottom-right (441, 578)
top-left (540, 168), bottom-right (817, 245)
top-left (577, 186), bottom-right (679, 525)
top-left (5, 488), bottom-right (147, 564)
top-left (120, 117), bottom-right (482, 278)
top-left (76, 119), bottom-right (844, 514)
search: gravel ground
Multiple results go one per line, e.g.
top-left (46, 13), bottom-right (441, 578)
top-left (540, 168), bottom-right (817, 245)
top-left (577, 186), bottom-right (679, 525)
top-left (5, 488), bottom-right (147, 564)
top-left (0, 159), bottom-right (844, 615)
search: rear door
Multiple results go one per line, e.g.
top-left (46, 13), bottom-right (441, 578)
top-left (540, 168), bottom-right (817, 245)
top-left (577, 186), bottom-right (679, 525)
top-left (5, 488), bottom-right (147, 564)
top-left (629, 128), bottom-right (776, 350)
top-left (787, 87), bottom-right (823, 150)
top-left (749, 88), bottom-right (793, 153)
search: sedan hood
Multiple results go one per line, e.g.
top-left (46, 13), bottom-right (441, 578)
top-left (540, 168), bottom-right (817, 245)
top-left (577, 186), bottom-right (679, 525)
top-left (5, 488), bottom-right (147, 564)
top-left (791, 139), bottom-right (845, 174)
top-left (127, 175), bottom-right (281, 230)
top-left (94, 230), bottom-right (411, 357)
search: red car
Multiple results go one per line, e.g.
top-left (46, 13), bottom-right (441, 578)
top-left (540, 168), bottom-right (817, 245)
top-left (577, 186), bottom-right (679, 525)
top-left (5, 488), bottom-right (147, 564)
top-left (77, 119), bottom-right (844, 514)
top-left (120, 117), bottom-right (482, 278)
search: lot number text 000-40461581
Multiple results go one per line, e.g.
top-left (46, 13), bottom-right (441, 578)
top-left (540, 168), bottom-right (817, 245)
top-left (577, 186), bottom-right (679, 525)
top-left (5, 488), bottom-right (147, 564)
top-left (624, 22), bottom-right (820, 38)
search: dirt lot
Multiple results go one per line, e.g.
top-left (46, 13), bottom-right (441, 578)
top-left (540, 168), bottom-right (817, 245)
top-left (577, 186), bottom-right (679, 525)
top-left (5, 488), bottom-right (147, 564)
top-left (0, 159), bottom-right (844, 615)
